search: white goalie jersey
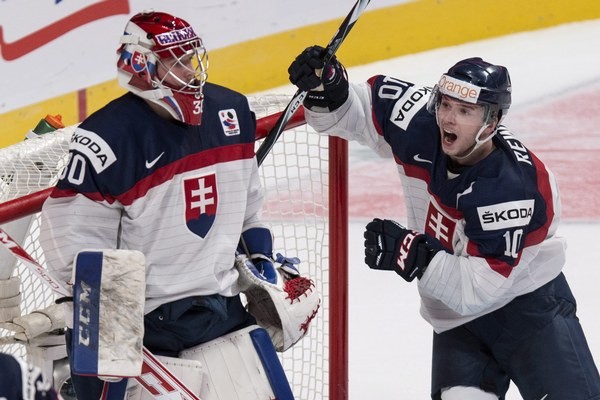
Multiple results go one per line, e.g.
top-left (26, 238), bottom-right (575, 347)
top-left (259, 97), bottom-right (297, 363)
top-left (39, 85), bottom-right (266, 315)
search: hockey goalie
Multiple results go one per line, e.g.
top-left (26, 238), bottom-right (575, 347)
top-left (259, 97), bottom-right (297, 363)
top-left (61, 245), bottom-right (319, 400)
top-left (35, 9), bottom-right (320, 400)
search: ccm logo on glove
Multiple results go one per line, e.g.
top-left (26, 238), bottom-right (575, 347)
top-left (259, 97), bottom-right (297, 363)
top-left (288, 45), bottom-right (349, 112)
top-left (364, 218), bottom-right (437, 282)
top-left (397, 231), bottom-right (420, 274)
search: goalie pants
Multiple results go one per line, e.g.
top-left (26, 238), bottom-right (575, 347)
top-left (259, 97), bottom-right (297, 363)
top-left (66, 294), bottom-right (256, 399)
top-left (431, 272), bottom-right (600, 399)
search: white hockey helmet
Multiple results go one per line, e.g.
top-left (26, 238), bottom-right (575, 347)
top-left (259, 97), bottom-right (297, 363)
top-left (117, 10), bottom-right (208, 125)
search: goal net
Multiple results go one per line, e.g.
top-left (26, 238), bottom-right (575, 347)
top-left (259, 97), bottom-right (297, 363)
top-left (0, 95), bottom-right (349, 400)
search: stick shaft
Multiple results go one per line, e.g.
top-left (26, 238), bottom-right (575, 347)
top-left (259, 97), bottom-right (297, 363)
top-left (255, 0), bottom-right (371, 165)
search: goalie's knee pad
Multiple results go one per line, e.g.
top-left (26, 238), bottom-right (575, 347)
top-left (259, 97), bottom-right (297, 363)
top-left (125, 356), bottom-right (205, 400)
top-left (126, 325), bottom-right (293, 400)
top-left (249, 326), bottom-right (295, 399)
top-left (180, 325), bottom-right (294, 400)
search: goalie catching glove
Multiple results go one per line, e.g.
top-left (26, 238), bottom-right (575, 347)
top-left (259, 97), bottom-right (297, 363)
top-left (236, 253), bottom-right (320, 352)
top-left (364, 218), bottom-right (438, 282)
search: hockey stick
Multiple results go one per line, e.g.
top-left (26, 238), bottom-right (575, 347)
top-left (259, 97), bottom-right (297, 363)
top-left (0, 228), bottom-right (201, 400)
top-left (254, 0), bottom-right (371, 165)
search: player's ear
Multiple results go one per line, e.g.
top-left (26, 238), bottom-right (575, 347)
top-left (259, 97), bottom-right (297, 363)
top-left (480, 108), bottom-right (499, 139)
top-left (485, 120), bottom-right (498, 135)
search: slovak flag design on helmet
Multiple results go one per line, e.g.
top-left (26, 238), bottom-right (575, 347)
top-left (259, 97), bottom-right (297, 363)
top-left (116, 11), bottom-right (208, 126)
top-left (183, 173), bottom-right (218, 238)
top-left (131, 51), bottom-right (147, 73)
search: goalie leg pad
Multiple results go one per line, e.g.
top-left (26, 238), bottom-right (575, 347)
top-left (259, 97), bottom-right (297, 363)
top-left (101, 379), bottom-right (129, 400)
top-left (249, 327), bottom-right (295, 400)
top-left (72, 249), bottom-right (145, 378)
top-left (125, 356), bottom-right (204, 399)
top-left (179, 325), bottom-right (293, 400)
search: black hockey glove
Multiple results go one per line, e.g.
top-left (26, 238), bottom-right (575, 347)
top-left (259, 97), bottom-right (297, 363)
top-left (288, 45), bottom-right (349, 111)
top-left (364, 218), bottom-right (437, 282)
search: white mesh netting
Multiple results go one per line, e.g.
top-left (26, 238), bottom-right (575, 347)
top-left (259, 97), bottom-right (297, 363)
top-left (0, 96), bottom-right (336, 399)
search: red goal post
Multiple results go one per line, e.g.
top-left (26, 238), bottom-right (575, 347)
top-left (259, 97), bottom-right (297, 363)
top-left (0, 95), bottom-right (349, 400)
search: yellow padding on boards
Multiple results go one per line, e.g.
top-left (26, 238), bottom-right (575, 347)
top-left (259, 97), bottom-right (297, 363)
top-left (2, 0), bottom-right (598, 147)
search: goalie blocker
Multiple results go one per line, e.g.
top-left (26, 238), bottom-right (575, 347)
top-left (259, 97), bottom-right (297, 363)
top-left (71, 249), bottom-right (145, 379)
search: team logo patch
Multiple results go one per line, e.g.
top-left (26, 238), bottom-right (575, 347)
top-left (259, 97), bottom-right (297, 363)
top-left (183, 173), bottom-right (218, 238)
top-left (424, 202), bottom-right (456, 251)
top-left (131, 51), bottom-right (147, 73)
top-left (218, 109), bottom-right (241, 136)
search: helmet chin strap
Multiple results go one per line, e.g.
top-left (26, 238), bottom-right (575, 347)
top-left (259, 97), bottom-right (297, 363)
top-left (453, 123), bottom-right (496, 161)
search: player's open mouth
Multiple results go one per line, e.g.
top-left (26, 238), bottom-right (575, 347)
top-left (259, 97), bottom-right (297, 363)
top-left (443, 130), bottom-right (457, 144)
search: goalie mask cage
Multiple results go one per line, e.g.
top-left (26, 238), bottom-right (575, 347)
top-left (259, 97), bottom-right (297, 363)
top-left (0, 95), bottom-right (349, 400)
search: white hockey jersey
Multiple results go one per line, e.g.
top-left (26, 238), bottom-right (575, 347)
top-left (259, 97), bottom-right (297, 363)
top-left (306, 76), bottom-right (566, 333)
top-left (40, 84), bottom-right (266, 314)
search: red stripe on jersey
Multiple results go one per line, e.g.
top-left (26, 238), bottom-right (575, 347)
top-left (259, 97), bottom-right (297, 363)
top-left (49, 142), bottom-right (254, 206)
top-left (398, 157), bottom-right (430, 182)
top-left (120, 142), bottom-right (254, 206)
top-left (429, 192), bottom-right (464, 221)
top-left (483, 256), bottom-right (514, 278)
top-left (397, 157), bottom-right (465, 221)
top-left (525, 151), bottom-right (555, 247)
top-left (465, 240), bottom-right (520, 278)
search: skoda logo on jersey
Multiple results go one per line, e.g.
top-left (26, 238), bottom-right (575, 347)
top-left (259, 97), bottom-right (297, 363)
top-left (477, 199), bottom-right (535, 231)
top-left (218, 109), bottom-right (241, 136)
top-left (183, 173), bottom-right (218, 238)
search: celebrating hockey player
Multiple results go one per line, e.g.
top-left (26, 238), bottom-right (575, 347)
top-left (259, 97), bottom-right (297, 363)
top-left (39, 10), bottom-right (318, 400)
top-left (288, 47), bottom-right (600, 399)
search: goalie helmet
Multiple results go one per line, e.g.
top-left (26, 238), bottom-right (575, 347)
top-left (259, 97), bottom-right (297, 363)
top-left (427, 57), bottom-right (512, 124)
top-left (117, 10), bottom-right (208, 125)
